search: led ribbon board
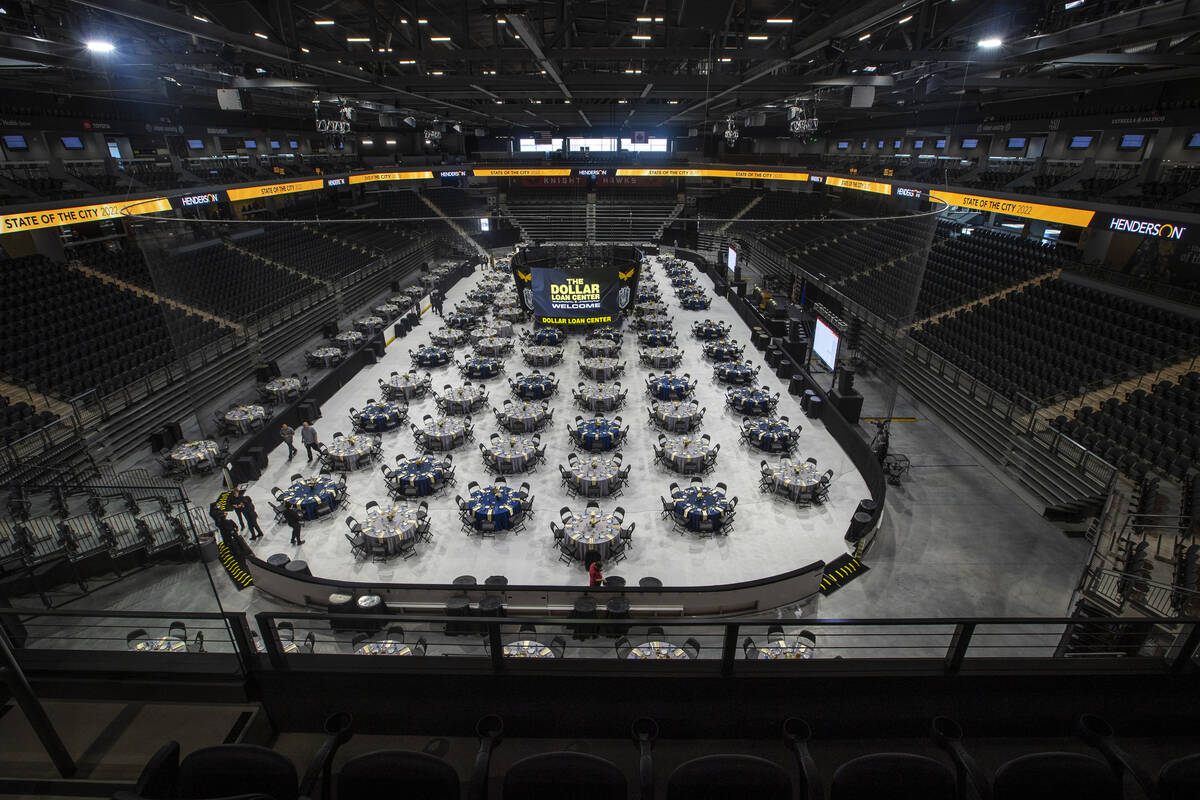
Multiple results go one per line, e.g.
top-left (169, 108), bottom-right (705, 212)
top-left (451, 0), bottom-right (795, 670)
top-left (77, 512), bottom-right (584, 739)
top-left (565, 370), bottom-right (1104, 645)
top-left (614, 168), bottom-right (810, 181)
top-left (347, 170), bottom-right (435, 184)
top-left (825, 176), bottom-right (893, 195)
top-left (226, 179), bottom-right (325, 201)
top-left (472, 168), bottom-right (573, 177)
top-left (930, 190), bottom-right (1095, 227)
top-left (0, 197), bottom-right (172, 233)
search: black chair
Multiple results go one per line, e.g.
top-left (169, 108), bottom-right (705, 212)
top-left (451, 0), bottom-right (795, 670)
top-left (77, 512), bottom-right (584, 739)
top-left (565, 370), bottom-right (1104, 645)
top-left (830, 753), bottom-right (956, 800)
top-left (335, 751), bottom-right (460, 800)
top-left (1159, 753), bottom-right (1200, 800)
top-left (503, 752), bottom-right (626, 800)
top-left (666, 755), bottom-right (794, 800)
top-left (172, 745), bottom-right (301, 800)
top-left (992, 753), bottom-right (1121, 800)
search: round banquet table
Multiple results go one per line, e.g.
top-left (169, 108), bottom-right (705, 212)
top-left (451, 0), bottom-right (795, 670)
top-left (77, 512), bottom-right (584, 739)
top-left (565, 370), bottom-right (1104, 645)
top-left (745, 419), bottom-right (798, 452)
top-left (756, 638), bottom-right (815, 660)
top-left (360, 504), bottom-right (420, 555)
top-left (474, 336), bottom-right (514, 356)
top-left (401, 286), bottom-right (425, 303)
top-left (488, 436), bottom-right (538, 472)
top-left (263, 377), bottom-right (301, 403)
top-left (637, 314), bottom-right (673, 331)
top-left (413, 346), bottom-right (451, 367)
top-left (384, 372), bottom-right (429, 400)
top-left (326, 435), bottom-right (375, 470)
top-left (503, 639), bottom-right (556, 658)
top-left (280, 476), bottom-right (340, 520)
top-left (589, 327), bottom-right (622, 343)
top-left (635, 301), bottom-right (667, 317)
top-left (467, 486), bottom-right (524, 530)
top-left (336, 330), bottom-right (366, 349)
top-left (638, 329), bottom-right (675, 347)
top-left (446, 312), bottom-right (477, 329)
top-left (374, 303), bottom-right (401, 319)
top-left (310, 346), bottom-right (344, 367)
top-left (463, 357), bottom-right (503, 379)
top-left (580, 357), bottom-right (621, 380)
top-left (581, 338), bottom-right (621, 357)
top-left (640, 346), bottom-right (682, 369)
top-left (523, 345), bottom-right (563, 367)
top-left (662, 435), bottom-right (712, 473)
top-left (574, 417), bottom-right (622, 451)
top-left (653, 401), bottom-right (701, 432)
top-left (530, 328), bottom-right (563, 345)
top-left (476, 321), bottom-right (515, 339)
top-left (728, 387), bottom-right (777, 415)
top-left (680, 295), bottom-right (711, 310)
top-left (225, 404), bottom-right (266, 433)
top-left (390, 456), bottom-right (448, 496)
top-left (564, 512), bottom-right (621, 560)
top-left (692, 321), bottom-right (730, 340)
top-left (440, 385), bottom-right (486, 415)
top-left (637, 290), bottom-right (661, 304)
top-left (135, 636), bottom-right (189, 653)
top-left (497, 305), bottom-right (526, 322)
top-left (577, 383), bottom-right (624, 412)
top-left (499, 401), bottom-right (549, 432)
top-left (715, 360), bottom-right (758, 384)
top-left (421, 418), bottom-right (468, 450)
top-left (567, 456), bottom-right (622, 496)
top-left (467, 287), bottom-right (494, 303)
top-left (671, 485), bottom-right (729, 531)
top-left (767, 460), bottom-right (821, 501)
top-left (513, 374), bottom-right (556, 400)
top-left (704, 340), bottom-right (743, 360)
top-left (627, 641), bottom-right (689, 660)
top-left (354, 401), bottom-right (406, 432)
top-left (170, 440), bottom-right (218, 472)
top-left (456, 300), bottom-right (487, 318)
top-left (356, 640), bottom-right (414, 656)
top-left (647, 375), bottom-right (692, 401)
top-left (431, 328), bottom-right (469, 348)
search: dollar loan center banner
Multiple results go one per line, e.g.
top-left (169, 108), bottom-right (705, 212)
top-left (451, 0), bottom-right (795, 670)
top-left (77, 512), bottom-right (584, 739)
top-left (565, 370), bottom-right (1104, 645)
top-left (530, 269), bottom-right (623, 325)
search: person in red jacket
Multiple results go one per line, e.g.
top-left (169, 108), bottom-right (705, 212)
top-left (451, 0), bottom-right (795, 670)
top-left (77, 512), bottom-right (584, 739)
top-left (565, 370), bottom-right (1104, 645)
top-left (588, 560), bottom-right (604, 587)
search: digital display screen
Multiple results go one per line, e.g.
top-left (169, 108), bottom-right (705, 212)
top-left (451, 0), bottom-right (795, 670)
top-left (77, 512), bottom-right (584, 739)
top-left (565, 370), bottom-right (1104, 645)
top-left (479, 217), bottom-right (490, 232)
top-left (1069, 136), bottom-right (1093, 149)
top-left (913, 139), bottom-right (923, 149)
top-left (813, 318), bottom-right (840, 371)
top-left (877, 140), bottom-right (884, 149)
top-left (894, 139), bottom-right (902, 149)
top-left (269, 140), bottom-right (281, 150)
top-left (530, 268), bottom-right (623, 326)
top-left (289, 140), bottom-right (299, 149)
top-left (244, 139), bottom-right (257, 149)
top-left (934, 138), bottom-right (946, 149)
top-left (961, 138), bottom-right (979, 149)
top-left (728, 246), bottom-right (738, 274)
top-left (1119, 134), bottom-right (1145, 149)
top-left (836, 141), bottom-right (849, 150)
top-left (187, 139), bottom-right (204, 150)
top-left (1007, 137), bottom-right (1026, 149)
top-left (60, 136), bottom-right (84, 150)
top-left (3, 135), bottom-right (28, 150)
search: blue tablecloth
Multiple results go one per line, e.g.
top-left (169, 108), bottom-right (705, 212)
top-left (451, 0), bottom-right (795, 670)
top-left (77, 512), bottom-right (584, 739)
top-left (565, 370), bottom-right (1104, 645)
top-left (728, 387), bottom-right (776, 415)
top-left (715, 361), bottom-right (757, 384)
top-left (413, 347), bottom-right (450, 366)
top-left (692, 321), bottom-right (729, 340)
top-left (391, 457), bottom-right (447, 496)
top-left (531, 328), bottom-right (563, 345)
top-left (680, 295), bottom-right (711, 310)
top-left (468, 486), bottom-right (523, 530)
top-left (464, 357), bottom-right (502, 378)
top-left (639, 329), bottom-right (675, 347)
top-left (672, 486), bottom-right (729, 531)
top-left (637, 289), bottom-right (661, 302)
top-left (467, 288), bottom-right (494, 303)
top-left (745, 419), bottom-right (798, 451)
top-left (514, 374), bottom-right (556, 399)
top-left (355, 401), bottom-right (406, 432)
top-left (280, 477), bottom-right (340, 520)
top-left (574, 417), bottom-right (622, 450)
top-left (648, 375), bottom-right (692, 401)
top-left (591, 327), bottom-right (622, 343)
top-left (704, 340), bottom-right (743, 360)
top-left (446, 312), bottom-right (477, 329)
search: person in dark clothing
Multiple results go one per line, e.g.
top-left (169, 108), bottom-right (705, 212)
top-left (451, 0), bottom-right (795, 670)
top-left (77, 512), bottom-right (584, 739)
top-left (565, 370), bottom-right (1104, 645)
top-left (208, 499), bottom-right (226, 528)
top-left (233, 489), bottom-right (264, 541)
top-left (280, 423), bottom-right (297, 460)
top-left (229, 492), bottom-right (246, 530)
top-left (432, 289), bottom-right (444, 316)
top-left (216, 516), bottom-right (247, 558)
top-left (588, 560), bottom-right (604, 587)
top-left (283, 503), bottom-right (304, 546)
top-left (301, 422), bottom-right (319, 462)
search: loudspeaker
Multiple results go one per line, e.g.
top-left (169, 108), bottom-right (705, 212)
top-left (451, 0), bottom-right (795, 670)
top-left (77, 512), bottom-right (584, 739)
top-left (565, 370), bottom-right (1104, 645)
top-left (321, 321), bottom-right (339, 339)
top-left (837, 367), bottom-right (856, 396)
top-left (390, 280), bottom-right (400, 292)
top-left (845, 319), bottom-right (863, 351)
top-left (255, 360), bottom-right (281, 383)
top-left (163, 422), bottom-right (183, 447)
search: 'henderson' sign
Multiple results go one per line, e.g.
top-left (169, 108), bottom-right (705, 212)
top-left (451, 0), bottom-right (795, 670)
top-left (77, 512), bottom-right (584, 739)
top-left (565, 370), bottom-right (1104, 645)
top-left (1108, 217), bottom-right (1187, 239)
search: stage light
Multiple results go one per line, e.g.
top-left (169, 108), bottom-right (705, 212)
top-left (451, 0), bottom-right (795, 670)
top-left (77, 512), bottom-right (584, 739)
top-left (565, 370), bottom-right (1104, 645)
top-left (858, 33), bottom-right (871, 41)
top-left (637, 17), bottom-right (652, 22)
top-left (718, 57), bottom-right (732, 62)
top-left (346, 37), bottom-right (370, 42)
top-left (431, 36), bottom-right (451, 42)
top-left (631, 34), bottom-right (651, 40)
top-left (301, 47), bottom-right (310, 53)
top-left (86, 40), bottom-right (115, 53)
top-left (193, 15), bottom-right (210, 23)
top-left (254, 32), bottom-right (269, 39)
top-left (978, 38), bottom-right (1003, 48)
top-left (361, 139), bottom-right (373, 145)
top-left (314, 19), bottom-right (335, 26)
top-left (766, 18), bottom-right (792, 24)
top-left (747, 35), bottom-right (768, 41)
top-left (399, 59), bottom-right (416, 64)
top-left (386, 139), bottom-right (396, 145)
top-left (898, 15), bottom-right (913, 24)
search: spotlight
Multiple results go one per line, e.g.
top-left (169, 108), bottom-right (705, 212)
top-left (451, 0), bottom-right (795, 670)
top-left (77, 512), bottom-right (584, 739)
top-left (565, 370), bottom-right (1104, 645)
top-left (978, 38), bottom-right (1003, 48)
top-left (86, 40), bottom-right (115, 53)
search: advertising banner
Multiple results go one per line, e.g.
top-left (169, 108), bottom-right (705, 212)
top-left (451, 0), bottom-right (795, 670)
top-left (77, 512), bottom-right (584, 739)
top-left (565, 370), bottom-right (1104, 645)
top-left (0, 197), bottom-right (172, 234)
top-left (930, 190), bottom-right (1095, 227)
top-left (512, 258), bottom-right (641, 326)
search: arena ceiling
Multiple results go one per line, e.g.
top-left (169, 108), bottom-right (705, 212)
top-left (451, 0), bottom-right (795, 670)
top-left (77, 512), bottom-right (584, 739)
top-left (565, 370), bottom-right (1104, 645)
top-left (2, 0), bottom-right (1200, 134)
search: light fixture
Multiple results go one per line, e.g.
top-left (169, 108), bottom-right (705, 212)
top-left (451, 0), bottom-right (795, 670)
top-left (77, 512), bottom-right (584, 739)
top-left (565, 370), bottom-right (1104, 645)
top-left (637, 17), bottom-right (652, 22)
top-left (193, 15), bottom-right (210, 23)
top-left (361, 138), bottom-right (373, 145)
top-left (255, 67), bottom-right (266, 74)
top-left (314, 19), bottom-right (335, 26)
top-left (497, 19), bottom-right (506, 24)
top-left (301, 47), bottom-right (310, 53)
top-left (564, 99), bottom-right (570, 103)
top-left (718, 57), bottom-right (732, 62)
top-left (417, 18), bottom-right (428, 24)
top-left (631, 34), bottom-right (651, 40)
top-left (766, 18), bottom-right (793, 24)
top-left (618, 99), bottom-right (628, 103)
top-left (346, 37), bottom-right (370, 42)
top-left (654, 17), bottom-right (664, 22)
top-left (624, 68), bottom-right (642, 74)
top-left (86, 40), bottom-right (115, 53)
top-left (430, 36), bottom-right (451, 42)
top-left (747, 35), bottom-right (768, 41)
top-left (858, 33), bottom-right (871, 41)
top-left (1064, 0), bottom-right (1086, 8)
top-left (898, 14), bottom-right (913, 24)
top-left (978, 37), bottom-right (1003, 48)
top-left (494, 99), bottom-right (503, 104)
top-left (398, 59), bottom-right (416, 64)
top-left (254, 32), bottom-right (269, 39)
top-left (513, 34), bottom-right (521, 39)
top-left (386, 139), bottom-right (397, 145)
top-left (668, 100), bottom-right (679, 104)
top-left (540, 69), bottom-right (546, 73)
top-left (862, 65), bottom-right (877, 72)
top-left (724, 116), bottom-right (739, 146)
top-left (430, 70), bottom-right (443, 75)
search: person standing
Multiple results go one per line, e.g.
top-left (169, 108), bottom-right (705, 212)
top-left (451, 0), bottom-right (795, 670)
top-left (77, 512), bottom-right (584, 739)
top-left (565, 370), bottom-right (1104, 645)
top-left (208, 499), bottom-right (226, 528)
top-left (588, 559), bottom-right (604, 588)
top-left (301, 422), bottom-right (319, 462)
top-left (229, 491), bottom-right (247, 530)
top-left (216, 516), bottom-right (247, 559)
top-left (234, 489), bottom-right (264, 541)
top-left (283, 503), bottom-right (304, 546)
top-left (432, 289), bottom-right (444, 316)
top-left (280, 423), bottom-right (297, 460)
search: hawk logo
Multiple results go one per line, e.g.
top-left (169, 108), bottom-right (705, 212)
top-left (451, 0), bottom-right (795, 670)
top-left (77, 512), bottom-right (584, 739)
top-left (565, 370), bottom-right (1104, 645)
top-left (523, 288), bottom-right (533, 309)
top-left (618, 268), bottom-right (635, 280)
top-left (618, 286), bottom-right (631, 309)
top-left (517, 270), bottom-right (532, 282)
